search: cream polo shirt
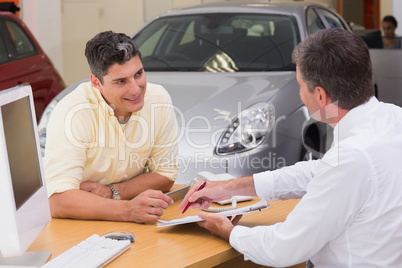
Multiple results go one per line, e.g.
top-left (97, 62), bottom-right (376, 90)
top-left (45, 81), bottom-right (178, 198)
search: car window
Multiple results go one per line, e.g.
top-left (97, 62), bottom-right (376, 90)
top-left (0, 32), bottom-right (8, 64)
top-left (3, 19), bottom-right (36, 59)
top-left (134, 13), bottom-right (300, 72)
top-left (318, 8), bottom-right (347, 29)
top-left (139, 24), bottom-right (168, 57)
top-left (307, 7), bottom-right (347, 34)
top-left (306, 8), bottom-right (325, 34)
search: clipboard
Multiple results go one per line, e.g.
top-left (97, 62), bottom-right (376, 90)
top-left (157, 199), bottom-right (269, 227)
top-left (166, 185), bottom-right (190, 202)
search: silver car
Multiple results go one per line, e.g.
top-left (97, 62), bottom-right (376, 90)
top-left (39, 1), bottom-right (349, 184)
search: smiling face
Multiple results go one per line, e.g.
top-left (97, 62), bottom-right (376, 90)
top-left (90, 56), bottom-right (146, 122)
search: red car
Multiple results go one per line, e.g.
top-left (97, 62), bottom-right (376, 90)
top-left (0, 9), bottom-right (65, 121)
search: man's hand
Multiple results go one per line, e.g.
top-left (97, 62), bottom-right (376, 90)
top-left (79, 182), bottom-right (174, 223)
top-left (80, 181), bottom-right (112, 198)
top-left (178, 176), bottom-right (256, 212)
top-left (178, 181), bottom-right (233, 211)
top-left (125, 189), bottom-right (173, 223)
top-left (197, 212), bottom-right (242, 241)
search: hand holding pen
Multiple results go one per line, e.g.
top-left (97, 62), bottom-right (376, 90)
top-left (179, 180), bottom-right (234, 213)
top-left (181, 181), bottom-right (206, 214)
top-left (179, 180), bottom-right (239, 213)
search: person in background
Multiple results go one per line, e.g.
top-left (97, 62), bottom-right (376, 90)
top-left (179, 28), bottom-right (402, 267)
top-left (381, 15), bottom-right (401, 49)
top-left (45, 31), bottom-right (179, 223)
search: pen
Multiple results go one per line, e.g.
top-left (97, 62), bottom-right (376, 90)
top-left (182, 181), bottom-right (207, 214)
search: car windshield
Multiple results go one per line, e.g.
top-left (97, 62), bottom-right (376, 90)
top-left (133, 13), bottom-right (300, 72)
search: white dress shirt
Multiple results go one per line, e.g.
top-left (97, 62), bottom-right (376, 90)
top-left (230, 97), bottom-right (402, 268)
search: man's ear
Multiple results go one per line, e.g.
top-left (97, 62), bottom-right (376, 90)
top-left (90, 74), bottom-right (102, 91)
top-left (314, 86), bottom-right (330, 108)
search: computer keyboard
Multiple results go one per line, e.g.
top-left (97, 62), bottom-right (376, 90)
top-left (41, 234), bottom-right (131, 268)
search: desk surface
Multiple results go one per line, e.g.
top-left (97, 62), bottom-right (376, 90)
top-left (29, 190), bottom-right (302, 267)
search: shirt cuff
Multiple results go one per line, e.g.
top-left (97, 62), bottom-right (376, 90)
top-left (253, 171), bottom-right (277, 201)
top-left (46, 177), bottom-right (80, 198)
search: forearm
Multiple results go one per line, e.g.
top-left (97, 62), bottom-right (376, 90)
top-left (49, 189), bottom-right (129, 221)
top-left (49, 187), bottom-right (173, 223)
top-left (112, 172), bottom-right (174, 200)
top-left (180, 175), bottom-right (256, 211)
top-left (228, 175), bottom-right (257, 197)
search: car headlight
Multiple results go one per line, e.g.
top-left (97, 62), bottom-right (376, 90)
top-left (215, 102), bottom-right (275, 154)
top-left (38, 99), bottom-right (58, 149)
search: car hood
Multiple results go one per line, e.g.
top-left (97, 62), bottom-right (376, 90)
top-left (145, 71), bottom-right (296, 127)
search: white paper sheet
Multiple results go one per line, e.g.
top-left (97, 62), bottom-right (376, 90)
top-left (157, 199), bottom-right (269, 227)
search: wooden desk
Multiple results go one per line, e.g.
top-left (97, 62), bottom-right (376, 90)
top-left (29, 196), bottom-right (303, 267)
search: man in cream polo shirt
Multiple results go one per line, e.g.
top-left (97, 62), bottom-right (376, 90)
top-left (45, 31), bottom-right (178, 223)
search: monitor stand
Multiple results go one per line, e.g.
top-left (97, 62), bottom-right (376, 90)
top-left (0, 251), bottom-right (51, 267)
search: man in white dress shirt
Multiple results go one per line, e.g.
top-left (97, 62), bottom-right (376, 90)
top-left (179, 28), bottom-right (402, 267)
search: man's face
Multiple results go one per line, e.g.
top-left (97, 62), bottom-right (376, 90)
top-left (91, 56), bottom-right (146, 121)
top-left (297, 66), bottom-right (320, 120)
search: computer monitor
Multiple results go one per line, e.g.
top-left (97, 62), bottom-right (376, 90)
top-left (0, 85), bottom-right (51, 266)
top-left (353, 29), bottom-right (384, 49)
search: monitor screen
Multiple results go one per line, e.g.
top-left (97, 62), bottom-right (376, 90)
top-left (0, 85), bottom-right (51, 260)
top-left (1, 96), bottom-right (43, 210)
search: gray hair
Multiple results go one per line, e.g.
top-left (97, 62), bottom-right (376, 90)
top-left (292, 28), bottom-right (374, 109)
top-left (85, 31), bottom-right (142, 83)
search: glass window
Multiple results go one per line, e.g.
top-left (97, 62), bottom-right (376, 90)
top-left (138, 24), bottom-right (168, 57)
top-left (306, 8), bottom-right (325, 34)
top-left (4, 20), bottom-right (35, 58)
top-left (133, 13), bottom-right (300, 72)
top-left (318, 8), bottom-right (347, 29)
top-left (0, 32), bottom-right (8, 64)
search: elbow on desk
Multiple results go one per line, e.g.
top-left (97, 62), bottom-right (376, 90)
top-left (48, 193), bottom-right (68, 218)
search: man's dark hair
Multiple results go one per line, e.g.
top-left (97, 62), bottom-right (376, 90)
top-left (85, 31), bottom-right (141, 83)
top-left (292, 28), bottom-right (374, 110)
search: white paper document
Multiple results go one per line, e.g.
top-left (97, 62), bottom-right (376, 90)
top-left (157, 199), bottom-right (269, 227)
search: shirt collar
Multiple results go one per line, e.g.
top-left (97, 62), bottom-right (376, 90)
top-left (85, 82), bottom-right (116, 116)
top-left (333, 96), bottom-right (379, 144)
